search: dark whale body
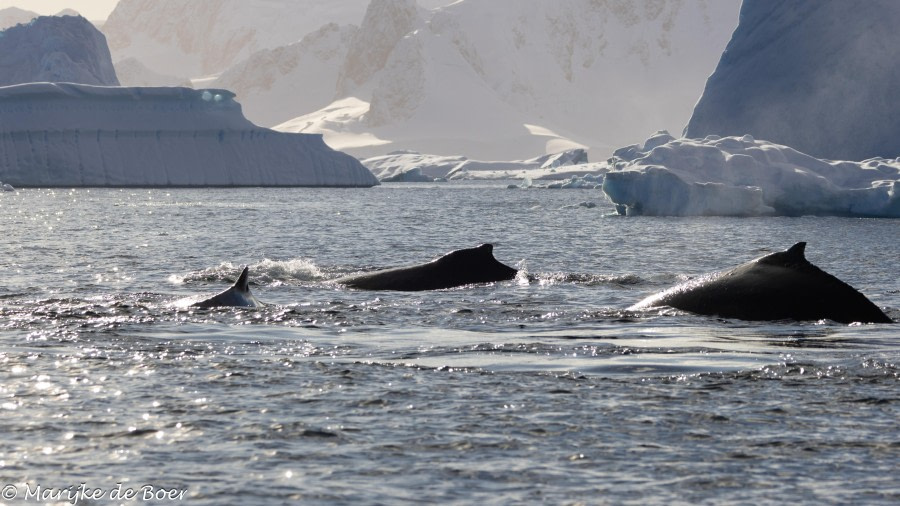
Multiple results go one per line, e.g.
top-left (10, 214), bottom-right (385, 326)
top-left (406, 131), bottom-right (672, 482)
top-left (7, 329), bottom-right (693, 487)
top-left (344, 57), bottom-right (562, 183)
top-left (191, 266), bottom-right (263, 308)
top-left (335, 244), bottom-right (518, 291)
top-left (631, 242), bottom-right (892, 324)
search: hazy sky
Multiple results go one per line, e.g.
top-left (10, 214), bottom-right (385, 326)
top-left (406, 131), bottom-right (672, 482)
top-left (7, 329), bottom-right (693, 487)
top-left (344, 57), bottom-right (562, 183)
top-left (0, 0), bottom-right (118, 20)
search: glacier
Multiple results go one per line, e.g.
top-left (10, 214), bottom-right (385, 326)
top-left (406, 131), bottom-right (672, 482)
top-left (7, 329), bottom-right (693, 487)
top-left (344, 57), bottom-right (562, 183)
top-left (601, 132), bottom-right (900, 218)
top-left (684, 0), bottom-right (900, 161)
top-left (0, 83), bottom-right (378, 187)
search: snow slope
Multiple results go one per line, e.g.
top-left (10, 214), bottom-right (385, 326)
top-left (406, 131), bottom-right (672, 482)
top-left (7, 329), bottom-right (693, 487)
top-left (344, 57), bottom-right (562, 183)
top-left (601, 132), bottom-right (900, 217)
top-left (102, 0), bottom-right (373, 80)
top-left (684, 0), bottom-right (900, 161)
top-left (0, 15), bottom-right (119, 86)
top-left (0, 83), bottom-right (377, 187)
top-left (275, 0), bottom-right (741, 160)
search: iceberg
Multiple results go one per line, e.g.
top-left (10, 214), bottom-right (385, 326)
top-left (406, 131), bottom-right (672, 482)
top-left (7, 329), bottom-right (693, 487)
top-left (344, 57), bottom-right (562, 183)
top-left (361, 151), bottom-right (467, 182)
top-left (0, 83), bottom-right (378, 187)
top-left (0, 15), bottom-right (119, 87)
top-left (601, 132), bottom-right (900, 217)
top-left (684, 0), bottom-right (900, 161)
top-left (379, 167), bottom-right (436, 183)
top-left (362, 148), bottom-right (591, 182)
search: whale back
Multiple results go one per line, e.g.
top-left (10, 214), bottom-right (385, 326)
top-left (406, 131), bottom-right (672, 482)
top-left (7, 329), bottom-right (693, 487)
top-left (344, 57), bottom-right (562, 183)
top-left (632, 242), bottom-right (892, 323)
top-left (192, 266), bottom-right (263, 308)
top-left (337, 243), bottom-right (518, 291)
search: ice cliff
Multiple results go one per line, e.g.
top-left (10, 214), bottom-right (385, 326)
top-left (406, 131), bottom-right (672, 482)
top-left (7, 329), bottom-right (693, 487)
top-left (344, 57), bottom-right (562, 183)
top-left (601, 132), bottom-right (900, 218)
top-left (0, 15), bottom-right (119, 86)
top-left (0, 83), bottom-right (378, 187)
top-left (684, 0), bottom-right (900, 161)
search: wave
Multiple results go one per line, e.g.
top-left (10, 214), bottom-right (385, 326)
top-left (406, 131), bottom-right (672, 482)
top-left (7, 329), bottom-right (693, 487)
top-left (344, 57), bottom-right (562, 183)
top-left (168, 258), bottom-right (325, 286)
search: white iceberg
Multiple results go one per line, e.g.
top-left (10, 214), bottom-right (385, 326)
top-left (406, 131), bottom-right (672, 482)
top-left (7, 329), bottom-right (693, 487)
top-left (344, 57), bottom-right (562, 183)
top-left (361, 148), bottom-right (591, 182)
top-left (601, 132), bottom-right (900, 217)
top-left (0, 83), bottom-right (378, 187)
top-left (361, 151), bottom-right (465, 181)
top-left (0, 15), bottom-right (119, 87)
top-left (684, 0), bottom-right (900, 162)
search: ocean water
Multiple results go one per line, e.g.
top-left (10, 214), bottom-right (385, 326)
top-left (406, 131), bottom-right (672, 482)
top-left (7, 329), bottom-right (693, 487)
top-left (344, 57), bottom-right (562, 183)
top-left (0, 184), bottom-right (898, 505)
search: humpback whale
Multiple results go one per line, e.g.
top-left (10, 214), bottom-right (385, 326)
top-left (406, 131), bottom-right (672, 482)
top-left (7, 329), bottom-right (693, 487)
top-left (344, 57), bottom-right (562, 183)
top-left (335, 244), bottom-right (518, 291)
top-left (630, 242), bottom-right (892, 323)
top-left (191, 266), bottom-right (263, 308)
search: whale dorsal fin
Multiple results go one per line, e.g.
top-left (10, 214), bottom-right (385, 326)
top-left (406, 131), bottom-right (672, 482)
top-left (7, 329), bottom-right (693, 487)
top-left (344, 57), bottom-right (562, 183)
top-left (233, 266), bottom-right (250, 292)
top-left (758, 241), bottom-right (809, 267)
top-left (437, 244), bottom-right (494, 263)
top-left (786, 242), bottom-right (807, 259)
top-left (476, 243), bottom-right (494, 255)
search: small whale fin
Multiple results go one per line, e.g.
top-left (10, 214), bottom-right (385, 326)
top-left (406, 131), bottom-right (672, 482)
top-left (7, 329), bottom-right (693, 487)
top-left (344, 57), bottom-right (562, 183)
top-left (234, 266), bottom-right (251, 292)
top-left (786, 242), bottom-right (807, 259)
top-left (759, 241), bottom-right (809, 267)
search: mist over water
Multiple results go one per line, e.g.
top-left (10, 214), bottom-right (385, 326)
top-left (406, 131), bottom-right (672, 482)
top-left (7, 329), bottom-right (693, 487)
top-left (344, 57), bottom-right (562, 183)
top-left (1, 185), bottom-right (898, 504)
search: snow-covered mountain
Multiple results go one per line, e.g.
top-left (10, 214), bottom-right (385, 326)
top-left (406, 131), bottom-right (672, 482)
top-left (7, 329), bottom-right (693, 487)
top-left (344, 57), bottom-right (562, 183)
top-left (115, 57), bottom-right (192, 87)
top-left (0, 15), bottom-right (119, 86)
top-left (100, 0), bottom-right (739, 159)
top-left (0, 6), bottom-right (38, 29)
top-left (102, 0), bottom-right (373, 81)
top-left (685, 0), bottom-right (900, 161)
top-left (272, 0), bottom-right (741, 160)
top-left (0, 83), bottom-right (377, 187)
top-left (212, 23), bottom-right (358, 127)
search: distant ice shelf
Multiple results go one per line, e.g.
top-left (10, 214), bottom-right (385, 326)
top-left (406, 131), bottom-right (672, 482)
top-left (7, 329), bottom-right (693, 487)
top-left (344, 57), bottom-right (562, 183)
top-left (0, 82), bottom-right (378, 187)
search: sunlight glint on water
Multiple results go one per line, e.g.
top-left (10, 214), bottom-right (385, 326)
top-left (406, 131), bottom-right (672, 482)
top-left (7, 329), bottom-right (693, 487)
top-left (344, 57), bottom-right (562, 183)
top-left (0, 185), bottom-right (897, 504)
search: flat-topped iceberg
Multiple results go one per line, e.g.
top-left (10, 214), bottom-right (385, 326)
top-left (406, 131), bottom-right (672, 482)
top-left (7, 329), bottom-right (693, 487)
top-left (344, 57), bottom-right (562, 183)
top-left (0, 83), bottom-right (378, 187)
top-left (601, 132), bottom-right (900, 217)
